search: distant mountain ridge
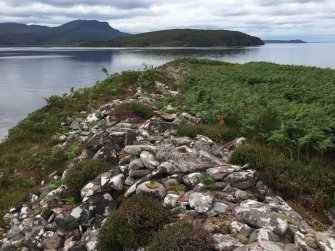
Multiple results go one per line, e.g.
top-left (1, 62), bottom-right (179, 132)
top-left (81, 29), bottom-right (264, 47)
top-left (264, 39), bottom-right (306, 43)
top-left (0, 20), bottom-right (128, 46)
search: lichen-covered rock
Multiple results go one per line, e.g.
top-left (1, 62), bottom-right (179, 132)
top-left (235, 200), bottom-right (288, 236)
top-left (249, 228), bottom-right (279, 243)
top-left (223, 170), bottom-right (257, 189)
top-left (163, 194), bottom-right (180, 208)
top-left (182, 172), bottom-right (202, 187)
top-left (213, 234), bottom-right (243, 251)
top-left (229, 221), bottom-right (253, 237)
top-left (136, 181), bottom-right (166, 198)
top-left (207, 165), bottom-right (241, 181)
top-left (315, 232), bottom-right (335, 251)
top-left (206, 202), bottom-right (229, 216)
top-left (234, 241), bottom-right (298, 251)
top-left (140, 151), bottom-right (160, 169)
top-left (189, 192), bottom-right (213, 213)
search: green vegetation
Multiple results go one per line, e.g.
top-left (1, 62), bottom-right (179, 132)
top-left (0, 70), bottom-right (141, 225)
top-left (147, 221), bottom-right (214, 251)
top-left (178, 124), bottom-right (238, 143)
top-left (97, 195), bottom-right (172, 251)
top-left (201, 172), bottom-right (216, 186)
top-left (230, 144), bottom-right (335, 210)
top-left (81, 29), bottom-right (264, 47)
top-left (64, 159), bottom-right (112, 201)
top-left (113, 102), bottom-right (154, 122)
top-left (179, 59), bottom-right (335, 158)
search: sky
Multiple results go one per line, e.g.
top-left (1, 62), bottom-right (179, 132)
top-left (0, 0), bottom-right (335, 42)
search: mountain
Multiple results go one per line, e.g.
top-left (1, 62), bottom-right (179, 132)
top-left (0, 20), bottom-right (128, 46)
top-left (81, 29), bottom-right (264, 47)
top-left (264, 39), bottom-right (307, 43)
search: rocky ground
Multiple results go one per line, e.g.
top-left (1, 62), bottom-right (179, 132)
top-left (0, 79), bottom-right (335, 251)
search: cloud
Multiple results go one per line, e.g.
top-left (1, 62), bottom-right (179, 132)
top-left (0, 0), bottom-right (334, 41)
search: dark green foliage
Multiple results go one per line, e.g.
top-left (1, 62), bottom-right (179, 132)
top-left (138, 65), bottom-right (157, 91)
top-left (113, 102), bottom-right (154, 121)
top-left (180, 59), bottom-right (335, 155)
top-left (64, 159), bottom-right (111, 201)
top-left (147, 221), bottom-right (214, 251)
top-left (178, 124), bottom-right (239, 143)
top-left (97, 195), bottom-right (172, 251)
top-left (82, 29), bottom-right (264, 47)
top-left (229, 144), bottom-right (335, 210)
top-left (201, 172), bottom-right (215, 186)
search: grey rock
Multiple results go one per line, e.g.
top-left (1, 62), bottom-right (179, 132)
top-left (203, 223), bottom-right (221, 233)
top-left (188, 192), bottom-right (213, 213)
top-left (223, 170), bottom-right (257, 189)
top-left (163, 194), bottom-right (180, 208)
top-left (234, 241), bottom-right (297, 251)
top-left (207, 165), bottom-right (242, 181)
top-left (315, 232), bottom-right (335, 251)
top-left (55, 205), bottom-right (90, 232)
top-left (140, 151), bottom-right (160, 170)
top-left (6, 226), bottom-right (21, 239)
top-left (235, 200), bottom-right (288, 236)
top-left (128, 158), bottom-right (144, 170)
top-left (129, 169), bottom-right (151, 178)
top-left (42, 233), bottom-right (64, 250)
top-left (182, 173), bottom-right (202, 187)
top-left (213, 234), bottom-right (243, 251)
top-left (229, 221), bottom-right (253, 237)
top-left (125, 176), bottom-right (135, 186)
top-left (206, 202), bottom-right (229, 216)
top-left (249, 228), bottom-right (279, 243)
top-left (84, 193), bottom-right (117, 217)
top-left (124, 145), bottom-right (156, 156)
top-left (136, 181), bottom-right (166, 199)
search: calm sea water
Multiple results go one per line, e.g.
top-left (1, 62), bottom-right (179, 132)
top-left (0, 43), bottom-right (335, 139)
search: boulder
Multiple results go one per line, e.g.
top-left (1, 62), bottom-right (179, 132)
top-left (207, 165), bottom-right (241, 181)
top-left (206, 202), bottom-right (229, 216)
top-left (163, 194), bottom-right (180, 208)
top-left (136, 181), bottom-right (166, 199)
top-left (182, 173), bottom-right (202, 187)
top-left (213, 234), bottom-right (243, 251)
top-left (188, 192), bottom-right (213, 213)
top-left (223, 170), bottom-right (257, 189)
top-left (234, 241), bottom-right (297, 251)
top-left (140, 151), bottom-right (160, 170)
top-left (235, 200), bottom-right (288, 236)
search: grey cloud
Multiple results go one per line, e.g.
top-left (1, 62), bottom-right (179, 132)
top-left (0, 0), bottom-right (334, 41)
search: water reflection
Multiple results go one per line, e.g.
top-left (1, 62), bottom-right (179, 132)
top-left (0, 44), bottom-right (335, 139)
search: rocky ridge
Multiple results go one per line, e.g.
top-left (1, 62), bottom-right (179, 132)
top-left (1, 80), bottom-right (335, 251)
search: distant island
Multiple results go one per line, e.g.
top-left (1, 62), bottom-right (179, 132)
top-left (264, 39), bottom-right (307, 43)
top-left (0, 20), bottom-right (128, 46)
top-left (81, 29), bottom-right (265, 47)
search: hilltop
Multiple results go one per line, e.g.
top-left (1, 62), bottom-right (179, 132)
top-left (0, 20), bottom-right (128, 46)
top-left (81, 29), bottom-right (264, 47)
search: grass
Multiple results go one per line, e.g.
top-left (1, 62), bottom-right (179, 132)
top-left (0, 70), bottom-right (141, 226)
top-left (229, 143), bottom-right (335, 211)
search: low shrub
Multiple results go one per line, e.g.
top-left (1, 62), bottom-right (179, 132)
top-left (97, 194), bottom-right (172, 251)
top-left (146, 221), bottom-right (214, 251)
top-left (201, 172), bottom-right (215, 186)
top-left (64, 159), bottom-right (111, 201)
top-left (113, 102), bottom-right (153, 121)
top-left (178, 124), bottom-right (238, 143)
top-left (229, 144), bottom-right (335, 210)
